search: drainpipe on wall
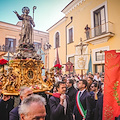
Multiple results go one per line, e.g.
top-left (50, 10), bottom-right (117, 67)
top-left (65, 16), bottom-right (73, 63)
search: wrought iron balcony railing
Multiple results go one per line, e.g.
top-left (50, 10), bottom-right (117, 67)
top-left (87, 21), bottom-right (114, 39)
top-left (85, 21), bottom-right (114, 45)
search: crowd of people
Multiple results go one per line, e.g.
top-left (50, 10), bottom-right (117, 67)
top-left (0, 72), bottom-right (111, 120)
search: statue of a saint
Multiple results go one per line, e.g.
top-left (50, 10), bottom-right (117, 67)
top-left (14, 7), bottom-right (35, 44)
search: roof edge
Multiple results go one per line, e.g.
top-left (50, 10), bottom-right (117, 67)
top-left (61, 0), bottom-right (86, 15)
top-left (47, 17), bottom-right (67, 32)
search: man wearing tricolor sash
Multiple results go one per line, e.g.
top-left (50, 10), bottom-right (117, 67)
top-left (73, 79), bottom-right (92, 120)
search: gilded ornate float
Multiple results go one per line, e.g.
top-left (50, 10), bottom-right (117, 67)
top-left (1, 59), bottom-right (54, 95)
top-left (0, 6), bottom-right (55, 95)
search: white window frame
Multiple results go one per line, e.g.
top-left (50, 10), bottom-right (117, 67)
top-left (67, 54), bottom-right (75, 62)
top-left (91, 1), bottom-right (108, 37)
top-left (92, 46), bottom-right (109, 64)
top-left (67, 26), bottom-right (74, 44)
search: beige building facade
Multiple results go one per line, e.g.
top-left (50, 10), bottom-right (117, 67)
top-left (0, 21), bottom-right (49, 72)
top-left (48, 0), bottom-right (120, 74)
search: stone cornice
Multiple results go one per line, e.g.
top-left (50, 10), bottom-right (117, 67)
top-left (0, 21), bottom-right (21, 32)
top-left (61, 0), bottom-right (85, 15)
top-left (0, 21), bottom-right (48, 35)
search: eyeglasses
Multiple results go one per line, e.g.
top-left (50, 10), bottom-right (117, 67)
top-left (32, 116), bottom-right (45, 120)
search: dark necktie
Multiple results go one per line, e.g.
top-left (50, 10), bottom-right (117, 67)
top-left (79, 91), bottom-right (81, 99)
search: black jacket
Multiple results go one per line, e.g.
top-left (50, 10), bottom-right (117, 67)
top-left (66, 86), bottom-right (77, 112)
top-left (9, 106), bottom-right (19, 120)
top-left (49, 95), bottom-right (73, 120)
top-left (0, 98), bottom-right (14, 120)
top-left (73, 90), bottom-right (93, 120)
top-left (94, 95), bottom-right (103, 120)
top-left (90, 91), bottom-right (102, 114)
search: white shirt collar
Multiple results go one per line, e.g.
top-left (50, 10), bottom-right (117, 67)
top-left (80, 89), bottom-right (86, 96)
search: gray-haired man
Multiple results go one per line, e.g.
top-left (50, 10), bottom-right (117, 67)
top-left (19, 94), bottom-right (46, 120)
top-left (9, 87), bottom-right (33, 120)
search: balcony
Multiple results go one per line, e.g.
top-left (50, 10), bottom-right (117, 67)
top-left (84, 21), bottom-right (115, 45)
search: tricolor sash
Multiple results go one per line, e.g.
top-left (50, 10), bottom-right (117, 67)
top-left (76, 91), bottom-right (87, 120)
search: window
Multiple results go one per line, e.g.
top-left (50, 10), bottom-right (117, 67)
top-left (5, 38), bottom-right (16, 52)
top-left (95, 64), bottom-right (104, 73)
top-left (68, 56), bottom-right (74, 64)
top-left (68, 27), bottom-right (73, 43)
top-left (34, 42), bottom-right (41, 51)
top-left (95, 51), bottom-right (105, 61)
top-left (92, 46), bottom-right (109, 64)
top-left (91, 1), bottom-right (108, 38)
top-left (94, 6), bottom-right (106, 36)
top-left (55, 32), bottom-right (60, 48)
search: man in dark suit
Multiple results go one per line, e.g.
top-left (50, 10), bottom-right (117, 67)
top-left (66, 79), bottom-right (77, 112)
top-left (49, 81), bottom-right (73, 120)
top-left (9, 87), bottom-right (33, 120)
top-left (90, 82), bottom-right (102, 119)
top-left (94, 95), bottom-right (103, 120)
top-left (90, 82), bottom-right (102, 101)
top-left (94, 84), bottom-right (104, 120)
top-left (0, 95), bottom-right (14, 120)
top-left (73, 79), bottom-right (92, 120)
top-left (87, 77), bottom-right (93, 92)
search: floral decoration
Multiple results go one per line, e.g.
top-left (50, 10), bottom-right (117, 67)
top-left (0, 59), bottom-right (8, 72)
top-left (0, 59), bottom-right (8, 65)
top-left (54, 64), bottom-right (63, 70)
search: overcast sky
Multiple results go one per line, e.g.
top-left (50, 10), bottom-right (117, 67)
top-left (0, 0), bottom-right (72, 32)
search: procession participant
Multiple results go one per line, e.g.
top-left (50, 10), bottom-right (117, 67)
top-left (98, 76), bottom-right (104, 92)
top-left (66, 79), bottom-right (77, 112)
top-left (73, 79), bottom-right (92, 120)
top-left (94, 84), bottom-right (104, 120)
top-left (9, 87), bottom-right (33, 120)
top-left (90, 82), bottom-right (102, 119)
top-left (0, 94), bottom-right (14, 120)
top-left (38, 91), bottom-right (50, 120)
top-left (0, 81), bottom-right (3, 99)
top-left (90, 82), bottom-right (102, 101)
top-left (19, 94), bottom-right (46, 120)
top-left (62, 77), bottom-right (67, 83)
top-left (49, 81), bottom-right (73, 120)
top-left (87, 77), bottom-right (93, 92)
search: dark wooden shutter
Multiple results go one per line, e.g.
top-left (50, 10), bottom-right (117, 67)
top-left (5, 38), bottom-right (8, 52)
top-left (13, 39), bottom-right (16, 52)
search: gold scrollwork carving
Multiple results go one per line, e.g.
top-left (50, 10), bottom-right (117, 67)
top-left (1, 59), bottom-right (54, 95)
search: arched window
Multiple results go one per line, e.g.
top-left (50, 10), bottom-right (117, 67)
top-left (55, 32), bottom-right (60, 48)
